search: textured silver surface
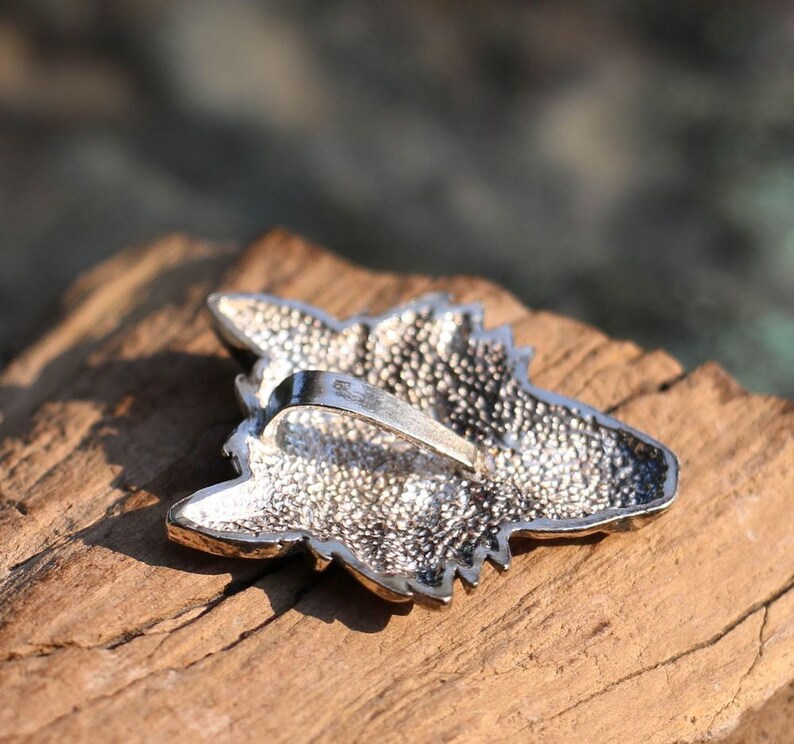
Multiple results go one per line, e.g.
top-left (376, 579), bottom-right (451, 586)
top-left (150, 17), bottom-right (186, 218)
top-left (168, 293), bottom-right (678, 606)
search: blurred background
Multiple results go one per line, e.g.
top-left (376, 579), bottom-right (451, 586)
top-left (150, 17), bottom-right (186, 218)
top-left (0, 0), bottom-right (792, 396)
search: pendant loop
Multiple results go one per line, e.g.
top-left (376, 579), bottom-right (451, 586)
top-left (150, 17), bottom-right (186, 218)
top-left (263, 370), bottom-right (487, 473)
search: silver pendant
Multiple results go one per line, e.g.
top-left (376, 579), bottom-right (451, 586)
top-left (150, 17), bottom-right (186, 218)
top-left (168, 293), bottom-right (678, 607)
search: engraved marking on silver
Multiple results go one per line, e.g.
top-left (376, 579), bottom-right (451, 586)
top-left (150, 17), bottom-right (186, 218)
top-left (264, 370), bottom-right (485, 474)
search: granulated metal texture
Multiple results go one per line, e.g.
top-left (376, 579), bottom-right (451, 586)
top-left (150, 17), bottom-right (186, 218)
top-left (168, 293), bottom-right (677, 606)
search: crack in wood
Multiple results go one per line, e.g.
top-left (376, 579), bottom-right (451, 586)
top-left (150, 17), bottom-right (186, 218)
top-left (604, 369), bottom-right (688, 414)
top-left (10, 574), bottom-right (322, 741)
top-left (705, 605), bottom-right (770, 737)
top-left (1, 232), bottom-right (791, 742)
top-left (0, 561), bottom-right (279, 665)
top-left (521, 573), bottom-right (794, 733)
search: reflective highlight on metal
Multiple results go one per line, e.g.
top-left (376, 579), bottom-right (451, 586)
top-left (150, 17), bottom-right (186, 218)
top-left (167, 293), bottom-right (679, 607)
top-left (264, 371), bottom-right (487, 473)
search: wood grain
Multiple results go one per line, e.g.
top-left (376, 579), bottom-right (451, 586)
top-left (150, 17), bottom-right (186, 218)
top-left (0, 230), bottom-right (791, 743)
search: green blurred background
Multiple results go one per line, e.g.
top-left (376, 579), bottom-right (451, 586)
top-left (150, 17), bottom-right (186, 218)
top-left (0, 0), bottom-right (792, 396)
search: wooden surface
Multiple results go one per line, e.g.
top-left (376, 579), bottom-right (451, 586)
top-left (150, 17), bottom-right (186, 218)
top-left (0, 230), bottom-right (792, 743)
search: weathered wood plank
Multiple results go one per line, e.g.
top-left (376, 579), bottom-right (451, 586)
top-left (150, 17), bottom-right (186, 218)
top-left (0, 230), bottom-right (791, 743)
